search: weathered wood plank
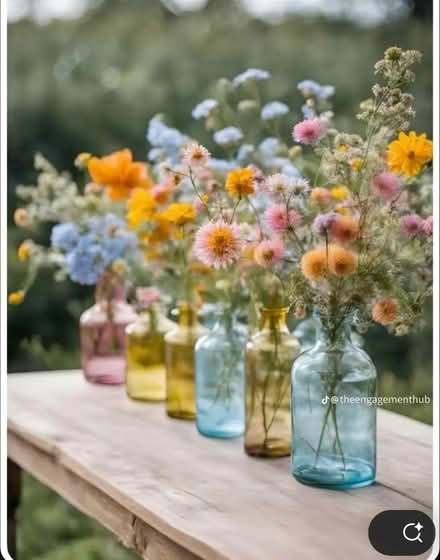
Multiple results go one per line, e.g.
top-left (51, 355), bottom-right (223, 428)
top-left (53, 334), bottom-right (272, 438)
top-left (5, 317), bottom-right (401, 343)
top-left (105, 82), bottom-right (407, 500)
top-left (7, 371), bottom-right (434, 560)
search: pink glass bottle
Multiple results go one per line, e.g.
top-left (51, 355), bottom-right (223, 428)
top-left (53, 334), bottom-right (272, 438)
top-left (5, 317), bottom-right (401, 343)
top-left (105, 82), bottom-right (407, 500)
top-left (80, 271), bottom-right (137, 384)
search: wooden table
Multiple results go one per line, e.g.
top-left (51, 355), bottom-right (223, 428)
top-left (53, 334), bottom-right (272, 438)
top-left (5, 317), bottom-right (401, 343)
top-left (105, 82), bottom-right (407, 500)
top-left (7, 371), bottom-right (434, 560)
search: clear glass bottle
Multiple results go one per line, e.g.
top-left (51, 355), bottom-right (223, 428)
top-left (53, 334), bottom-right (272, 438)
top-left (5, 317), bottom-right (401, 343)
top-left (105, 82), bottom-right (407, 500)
top-left (291, 310), bottom-right (376, 488)
top-left (165, 302), bottom-right (207, 420)
top-left (293, 316), bottom-right (364, 352)
top-left (125, 304), bottom-right (175, 401)
top-left (195, 306), bottom-right (247, 438)
top-left (245, 307), bottom-right (301, 457)
top-left (80, 272), bottom-right (137, 385)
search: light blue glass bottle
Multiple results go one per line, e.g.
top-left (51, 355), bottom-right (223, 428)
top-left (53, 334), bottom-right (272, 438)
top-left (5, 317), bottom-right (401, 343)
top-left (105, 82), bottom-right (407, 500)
top-left (291, 310), bottom-right (376, 489)
top-left (293, 316), bottom-right (364, 352)
top-left (195, 306), bottom-right (247, 438)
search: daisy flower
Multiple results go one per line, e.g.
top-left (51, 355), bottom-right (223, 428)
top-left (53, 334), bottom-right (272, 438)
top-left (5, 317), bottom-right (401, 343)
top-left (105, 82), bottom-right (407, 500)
top-left (254, 239), bottom-right (285, 267)
top-left (292, 118), bottom-right (326, 145)
top-left (387, 131), bottom-right (433, 177)
top-left (226, 168), bottom-right (255, 197)
top-left (370, 171), bottom-right (401, 201)
top-left (265, 205), bottom-right (302, 233)
top-left (194, 222), bottom-right (242, 269)
top-left (182, 142), bottom-right (210, 168)
top-left (372, 299), bottom-right (399, 325)
top-left (263, 173), bottom-right (294, 198)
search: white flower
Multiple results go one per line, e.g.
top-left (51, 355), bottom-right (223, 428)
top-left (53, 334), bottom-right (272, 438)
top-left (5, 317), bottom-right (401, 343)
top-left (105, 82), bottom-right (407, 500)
top-left (237, 144), bottom-right (255, 162)
top-left (261, 101), bottom-right (289, 120)
top-left (233, 68), bottom-right (270, 87)
top-left (192, 99), bottom-right (218, 120)
top-left (213, 126), bottom-right (243, 145)
top-left (182, 142), bottom-right (210, 168)
top-left (297, 80), bottom-right (335, 100)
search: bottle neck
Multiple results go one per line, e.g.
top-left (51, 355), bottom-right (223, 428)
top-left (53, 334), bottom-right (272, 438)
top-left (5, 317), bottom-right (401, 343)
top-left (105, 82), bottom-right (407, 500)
top-left (260, 307), bottom-right (289, 333)
top-left (178, 302), bottom-right (198, 328)
top-left (212, 305), bottom-right (237, 333)
top-left (95, 271), bottom-right (125, 303)
top-left (313, 309), bottom-right (352, 350)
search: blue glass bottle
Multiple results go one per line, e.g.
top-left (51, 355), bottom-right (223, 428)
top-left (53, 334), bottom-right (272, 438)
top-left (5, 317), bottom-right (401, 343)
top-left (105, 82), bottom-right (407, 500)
top-left (293, 316), bottom-right (364, 352)
top-left (195, 306), bottom-right (247, 438)
top-left (291, 310), bottom-right (376, 488)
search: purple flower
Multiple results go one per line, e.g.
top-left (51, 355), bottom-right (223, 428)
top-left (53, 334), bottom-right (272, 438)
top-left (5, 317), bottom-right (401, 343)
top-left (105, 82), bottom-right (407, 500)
top-left (313, 212), bottom-right (339, 236)
top-left (421, 216), bottom-right (433, 237)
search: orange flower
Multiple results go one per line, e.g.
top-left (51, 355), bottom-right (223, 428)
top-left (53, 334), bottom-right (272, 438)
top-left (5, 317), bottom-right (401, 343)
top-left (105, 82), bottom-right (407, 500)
top-left (310, 188), bottom-right (331, 205)
top-left (17, 241), bottom-right (32, 261)
top-left (226, 168), bottom-right (255, 197)
top-left (14, 208), bottom-right (31, 228)
top-left (327, 245), bottom-right (358, 277)
top-left (88, 149), bottom-right (152, 200)
top-left (8, 290), bottom-right (25, 305)
top-left (372, 299), bottom-right (399, 325)
top-left (330, 216), bottom-right (358, 243)
top-left (301, 248), bottom-right (327, 281)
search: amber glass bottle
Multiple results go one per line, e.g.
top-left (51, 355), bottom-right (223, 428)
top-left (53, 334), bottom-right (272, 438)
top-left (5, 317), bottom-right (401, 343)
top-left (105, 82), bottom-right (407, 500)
top-left (245, 307), bottom-right (300, 457)
top-left (125, 304), bottom-right (175, 401)
top-left (165, 302), bottom-right (207, 419)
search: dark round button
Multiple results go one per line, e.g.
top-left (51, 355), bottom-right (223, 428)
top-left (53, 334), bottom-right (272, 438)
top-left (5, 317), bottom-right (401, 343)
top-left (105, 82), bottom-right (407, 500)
top-left (369, 510), bottom-right (435, 555)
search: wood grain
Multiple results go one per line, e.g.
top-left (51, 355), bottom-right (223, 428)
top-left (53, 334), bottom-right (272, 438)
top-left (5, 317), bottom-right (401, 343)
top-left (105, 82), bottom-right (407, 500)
top-left (7, 371), bottom-right (434, 560)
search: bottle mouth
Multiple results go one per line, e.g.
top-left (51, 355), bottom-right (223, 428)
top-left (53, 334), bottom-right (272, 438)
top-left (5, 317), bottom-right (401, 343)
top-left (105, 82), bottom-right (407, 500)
top-left (261, 306), bottom-right (290, 316)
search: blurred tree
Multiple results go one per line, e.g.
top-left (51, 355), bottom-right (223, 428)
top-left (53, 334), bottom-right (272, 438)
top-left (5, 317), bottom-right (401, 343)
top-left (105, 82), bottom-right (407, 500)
top-left (411, 0), bottom-right (433, 19)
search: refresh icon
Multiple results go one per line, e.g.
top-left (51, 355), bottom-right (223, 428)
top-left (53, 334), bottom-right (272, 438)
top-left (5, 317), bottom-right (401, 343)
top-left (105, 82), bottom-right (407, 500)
top-left (403, 522), bottom-right (424, 543)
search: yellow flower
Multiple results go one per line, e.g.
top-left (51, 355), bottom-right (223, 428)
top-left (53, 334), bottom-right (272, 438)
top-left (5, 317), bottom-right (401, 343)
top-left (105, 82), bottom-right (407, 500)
top-left (88, 149), bottom-right (152, 200)
top-left (8, 290), bottom-right (25, 305)
top-left (160, 203), bottom-right (196, 226)
top-left (17, 241), bottom-right (32, 261)
top-left (351, 158), bottom-right (363, 171)
top-left (387, 131), bottom-right (433, 177)
top-left (111, 259), bottom-right (126, 275)
top-left (330, 185), bottom-right (349, 201)
top-left (127, 188), bottom-right (157, 229)
top-left (338, 144), bottom-right (348, 152)
top-left (225, 168), bottom-right (255, 197)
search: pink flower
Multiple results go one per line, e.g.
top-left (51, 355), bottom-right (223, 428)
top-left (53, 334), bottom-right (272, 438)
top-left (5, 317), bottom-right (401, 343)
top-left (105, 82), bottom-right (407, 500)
top-left (421, 216), bottom-right (433, 237)
top-left (400, 214), bottom-right (423, 236)
top-left (264, 204), bottom-right (302, 233)
top-left (182, 142), bottom-right (210, 168)
top-left (136, 287), bottom-right (161, 306)
top-left (292, 118), bottom-right (325, 145)
top-left (370, 171), bottom-right (401, 201)
top-left (194, 221), bottom-right (242, 269)
top-left (254, 239), bottom-right (285, 267)
top-left (151, 185), bottom-right (172, 205)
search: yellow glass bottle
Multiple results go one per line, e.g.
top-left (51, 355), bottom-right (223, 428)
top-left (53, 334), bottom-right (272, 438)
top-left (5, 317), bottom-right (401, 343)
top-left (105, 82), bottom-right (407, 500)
top-left (125, 304), bottom-right (175, 401)
top-left (165, 302), bottom-right (207, 419)
top-left (245, 307), bottom-right (301, 457)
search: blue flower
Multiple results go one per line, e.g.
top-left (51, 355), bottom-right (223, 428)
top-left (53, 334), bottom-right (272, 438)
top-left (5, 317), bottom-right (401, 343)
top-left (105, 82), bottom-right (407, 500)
top-left (51, 223), bottom-right (80, 251)
top-left (261, 101), bottom-right (289, 120)
top-left (297, 80), bottom-right (335, 100)
top-left (258, 137), bottom-right (281, 158)
top-left (301, 104), bottom-right (315, 119)
top-left (65, 233), bottom-right (107, 285)
top-left (213, 126), bottom-right (243, 146)
top-left (209, 158), bottom-right (238, 175)
top-left (233, 68), bottom-right (270, 87)
top-left (237, 144), bottom-right (255, 162)
top-left (192, 99), bottom-right (218, 120)
top-left (146, 115), bottom-right (188, 165)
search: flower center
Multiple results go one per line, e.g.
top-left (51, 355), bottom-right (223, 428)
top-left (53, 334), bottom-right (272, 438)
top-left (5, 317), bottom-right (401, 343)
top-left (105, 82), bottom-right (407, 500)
top-left (407, 150), bottom-right (416, 159)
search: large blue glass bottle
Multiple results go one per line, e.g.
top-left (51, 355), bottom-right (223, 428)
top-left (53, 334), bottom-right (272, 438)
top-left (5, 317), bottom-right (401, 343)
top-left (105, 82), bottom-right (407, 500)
top-left (291, 310), bottom-right (376, 488)
top-left (195, 306), bottom-right (247, 438)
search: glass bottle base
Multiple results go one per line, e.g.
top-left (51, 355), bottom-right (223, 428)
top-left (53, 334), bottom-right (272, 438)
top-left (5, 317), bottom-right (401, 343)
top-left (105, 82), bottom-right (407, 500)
top-left (292, 457), bottom-right (376, 489)
top-left (167, 409), bottom-right (196, 420)
top-left (83, 356), bottom-right (126, 385)
top-left (245, 438), bottom-right (291, 458)
top-left (197, 423), bottom-right (244, 439)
